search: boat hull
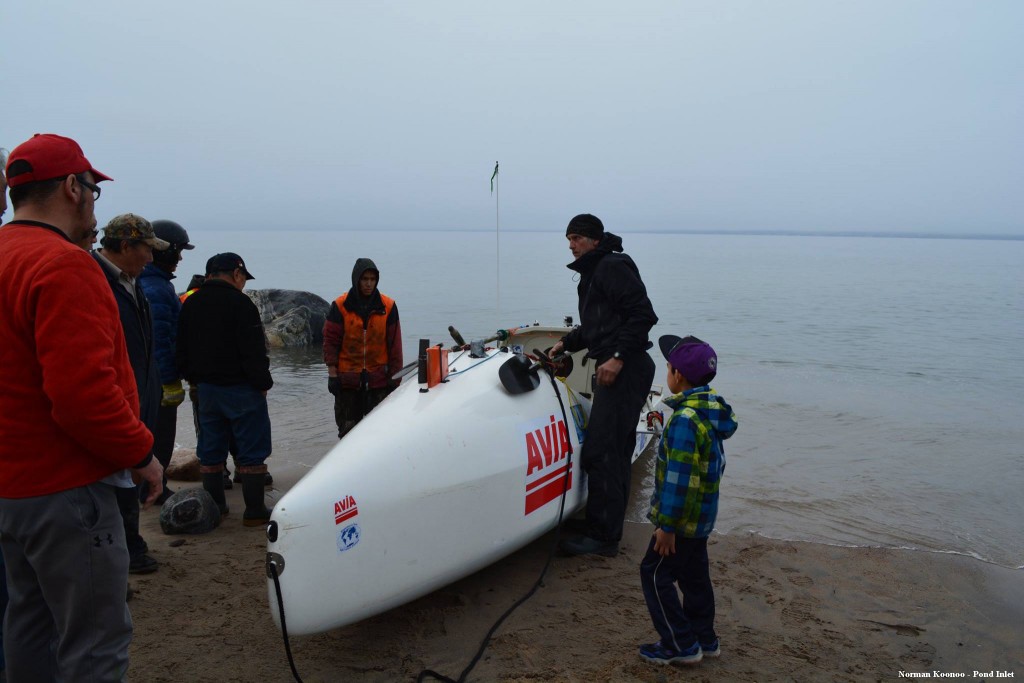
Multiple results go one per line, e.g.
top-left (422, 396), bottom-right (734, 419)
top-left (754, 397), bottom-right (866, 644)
top-left (267, 344), bottom-right (589, 635)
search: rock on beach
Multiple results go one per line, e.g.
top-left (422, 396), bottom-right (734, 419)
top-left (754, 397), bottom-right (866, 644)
top-left (158, 488), bottom-right (223, 535)
top-left (245, 289), bottom-right (329, 349)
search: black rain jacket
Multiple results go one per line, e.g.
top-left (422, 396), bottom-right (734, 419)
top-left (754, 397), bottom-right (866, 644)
top-left (561, 232), bottom-right (658, 363)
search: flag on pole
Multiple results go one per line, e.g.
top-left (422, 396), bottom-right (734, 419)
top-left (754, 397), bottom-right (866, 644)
top-left (490, 161), bottom-right (499, 193)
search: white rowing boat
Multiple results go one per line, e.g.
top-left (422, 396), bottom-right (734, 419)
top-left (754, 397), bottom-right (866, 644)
top-left (265, 323), bottom-right (663, 636)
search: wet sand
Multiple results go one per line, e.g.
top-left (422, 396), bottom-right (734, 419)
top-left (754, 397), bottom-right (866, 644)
top-left (129, 478), bottom-right (1022, 683)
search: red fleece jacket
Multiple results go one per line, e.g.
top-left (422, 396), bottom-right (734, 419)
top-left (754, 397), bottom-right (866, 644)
top-left (0, 223), bottom-right (154, 498)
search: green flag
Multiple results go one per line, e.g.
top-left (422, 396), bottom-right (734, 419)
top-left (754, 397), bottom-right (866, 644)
top-left (490, 161), bottom-right (499, 193)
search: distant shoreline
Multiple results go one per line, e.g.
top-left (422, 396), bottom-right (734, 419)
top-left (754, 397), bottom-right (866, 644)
top-left (216, 227), bottom-right (1024, 241)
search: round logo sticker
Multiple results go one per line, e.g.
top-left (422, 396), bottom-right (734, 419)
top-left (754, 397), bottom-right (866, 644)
top-left (337, 523), bottom-right (361, 552)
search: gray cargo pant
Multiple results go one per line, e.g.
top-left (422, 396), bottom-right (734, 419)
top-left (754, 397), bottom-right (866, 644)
top-left (0, 481), bottom-right (133, 682)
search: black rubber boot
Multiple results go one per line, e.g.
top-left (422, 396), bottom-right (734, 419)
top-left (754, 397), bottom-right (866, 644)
top-left (233, 466), bottom-right (273, 487)
top-left (201, 472), bottom-right (229, 516)
top-left (241, 473), bottom-right (272, 527)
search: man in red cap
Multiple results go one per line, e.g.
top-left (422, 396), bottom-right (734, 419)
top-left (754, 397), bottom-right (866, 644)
top-left (0, 134), bottom-right (163, 681)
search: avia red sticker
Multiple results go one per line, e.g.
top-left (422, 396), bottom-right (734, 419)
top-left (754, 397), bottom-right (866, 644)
top-left (334, 494), bottom-right (359, 525)
top-left (522, 414), bottom-right (572, 515)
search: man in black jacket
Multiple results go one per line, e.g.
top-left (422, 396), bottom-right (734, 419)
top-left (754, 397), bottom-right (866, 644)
top-left (177, 252), bottom-right (273, 526)
top-left (93, 213), bottom-right (170, 575)
top-left (550, 214), bottom-right (658, 557)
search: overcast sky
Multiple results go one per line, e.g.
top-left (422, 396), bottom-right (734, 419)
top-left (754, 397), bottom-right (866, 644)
top-left (3, 1), bottom-right (1022, 236)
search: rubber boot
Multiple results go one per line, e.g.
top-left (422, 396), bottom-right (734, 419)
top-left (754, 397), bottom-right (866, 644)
top-left (233, 460), bottom-right (273, 487)
top-left (201, 470), bottom-right (229, 517)
top-left (241, 472), bottom-right (272, 527)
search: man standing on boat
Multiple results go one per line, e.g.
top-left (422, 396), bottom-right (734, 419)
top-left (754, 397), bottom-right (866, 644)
top-left (0, 133), bottom-right (162, 680)
top-left (323, 258), bottom-right (403, 439)
top-left (177, 253), bottom-right (274, 527)
top-left (550, 213), bottom-right (658, 557)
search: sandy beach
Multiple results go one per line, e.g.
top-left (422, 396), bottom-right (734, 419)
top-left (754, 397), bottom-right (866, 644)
top-left (128, 478), bottom-right (1023, 683)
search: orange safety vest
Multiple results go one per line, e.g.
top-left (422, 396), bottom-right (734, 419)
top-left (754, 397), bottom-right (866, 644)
top-left (334, 292), bottom-right (395, 374)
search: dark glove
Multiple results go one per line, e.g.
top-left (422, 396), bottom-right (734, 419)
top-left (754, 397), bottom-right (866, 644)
top-left (327, 377), bottom-right (340, 396)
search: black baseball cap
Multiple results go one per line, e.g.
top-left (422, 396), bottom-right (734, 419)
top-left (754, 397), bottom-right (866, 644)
top-left (205, 252), bottom-right (254, 280)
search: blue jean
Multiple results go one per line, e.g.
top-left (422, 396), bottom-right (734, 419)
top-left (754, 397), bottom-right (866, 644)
top-left (639, 534), bottom-right (716, 651)
top-left (196, 383), bottom-right (272, 468)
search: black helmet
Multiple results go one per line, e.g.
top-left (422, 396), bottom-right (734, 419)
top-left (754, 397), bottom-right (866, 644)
top-left (151, 220), bottom-right (194, 250)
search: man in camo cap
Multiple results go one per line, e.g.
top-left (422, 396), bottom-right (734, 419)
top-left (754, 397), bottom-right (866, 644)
top-left (102, 212), bottom-right (170, 250)
top-left (94, 213), bottom-right (169, 578)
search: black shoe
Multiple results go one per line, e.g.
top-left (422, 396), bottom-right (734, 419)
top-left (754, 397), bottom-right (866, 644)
top-left (558, 534), bottom-right (619, 557)
top-left (242, 514), bottom-right (270, 527)
top-left (128, 553), bottom-right (159, 574)
top-left (153, 488), bottom-right (174, 506)
top-left (223, 468), bottom-right (234, 490)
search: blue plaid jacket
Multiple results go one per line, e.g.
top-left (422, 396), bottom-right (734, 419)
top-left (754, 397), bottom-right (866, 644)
top-left (647, 386), bottom-right (738, 538)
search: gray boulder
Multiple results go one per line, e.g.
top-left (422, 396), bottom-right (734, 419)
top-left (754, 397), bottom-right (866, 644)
top-left (159, 488), bottom-right (223, 535)
top-left (246, 289), bottom-right (329, 348)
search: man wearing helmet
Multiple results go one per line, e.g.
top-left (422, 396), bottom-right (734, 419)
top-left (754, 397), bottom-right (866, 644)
top-left (139, 220), bottom-right (194, 502)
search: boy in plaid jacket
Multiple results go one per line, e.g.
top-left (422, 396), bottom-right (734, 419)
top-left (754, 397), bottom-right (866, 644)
top-left (639, 335), bottom-right (738, 665)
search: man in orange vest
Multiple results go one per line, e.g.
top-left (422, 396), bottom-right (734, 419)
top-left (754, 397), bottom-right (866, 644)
top-left (323, 258), bottom-right (403, 438)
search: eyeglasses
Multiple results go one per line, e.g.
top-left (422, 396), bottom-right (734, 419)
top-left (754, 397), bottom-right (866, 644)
top-left (76, 177), bottom-right (101, 201)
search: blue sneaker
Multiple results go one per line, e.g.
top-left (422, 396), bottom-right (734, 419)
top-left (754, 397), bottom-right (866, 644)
top-left (639, 640), bottom-right (703, 665)
top-left (700, 638), bottom-right (721, 658)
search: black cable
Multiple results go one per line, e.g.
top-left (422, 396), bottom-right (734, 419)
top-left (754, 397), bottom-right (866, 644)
top-left (269, 560), bottom-right (305, 683)
top-left (417, 364), bottom-right (575, 683)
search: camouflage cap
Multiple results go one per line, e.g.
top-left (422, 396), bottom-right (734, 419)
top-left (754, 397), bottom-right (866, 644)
top-left (103, 213), bottom-right (170, 250)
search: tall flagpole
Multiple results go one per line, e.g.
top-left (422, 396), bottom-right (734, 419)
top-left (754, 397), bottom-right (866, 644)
top-left (491, 161), bottom-right (500, 311)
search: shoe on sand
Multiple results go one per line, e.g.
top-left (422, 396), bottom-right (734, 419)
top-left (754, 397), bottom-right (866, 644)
top-left (639, 640), bottom-right (702, 665)
top-left (128, 553), bottom-right (159, 575)
top-left (700, 638), bottom-right (721, 658)
top-left (558, 534), bottom-right (618, 557)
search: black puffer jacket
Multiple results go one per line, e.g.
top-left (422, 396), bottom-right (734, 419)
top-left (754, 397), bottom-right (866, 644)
top-left (561, 232), bottom-right (658, 363)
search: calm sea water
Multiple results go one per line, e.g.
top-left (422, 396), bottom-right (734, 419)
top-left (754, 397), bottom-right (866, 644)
top-left (172, 230), bottom-right (1024, 569)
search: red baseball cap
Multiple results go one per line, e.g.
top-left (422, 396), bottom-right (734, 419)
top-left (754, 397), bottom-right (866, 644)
top-left (4, 133), bottom-right (112, 188)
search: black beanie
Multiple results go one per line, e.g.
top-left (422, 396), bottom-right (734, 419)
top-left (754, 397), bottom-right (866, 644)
top-left (566, 213), bottom-right (605, 240)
